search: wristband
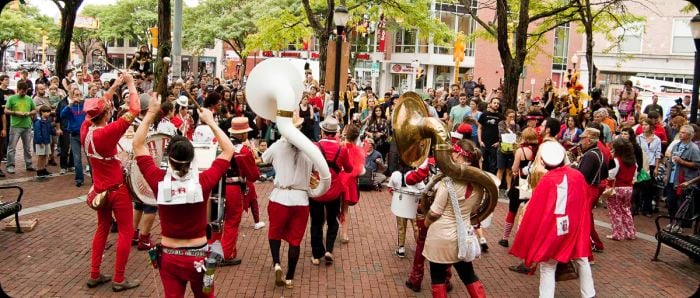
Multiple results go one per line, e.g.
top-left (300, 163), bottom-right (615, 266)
top-left (121, 112), bottom-right (135, 123)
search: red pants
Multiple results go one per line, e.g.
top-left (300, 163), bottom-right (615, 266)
top-left (588, 184), bottom-right (605, 251)
top-left (268, 202), bottom-right (309, 246)
top-left (160, 253), bottom-right (213, 298)
top-left (248, 197), bottom-right (260, 223)
top-left (407, 218), bottom-right (452, 287)
top-left (221, 185), bottom-right (244, 259)
top-left (90, 187), bottom-right (133, 283)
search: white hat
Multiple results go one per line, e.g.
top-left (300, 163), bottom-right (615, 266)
top-left (539, 141), bottom-right (566, 167)
top-left (176, 95), bottom-right (189, 107)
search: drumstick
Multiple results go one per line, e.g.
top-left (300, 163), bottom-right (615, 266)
top-left (188, 96), bottom-right (203, 112)
top-left (99, 57), bottom-right (127, 74)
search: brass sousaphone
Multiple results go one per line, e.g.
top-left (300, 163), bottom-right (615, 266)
top-left (392, 92), bottom-right (498, 224)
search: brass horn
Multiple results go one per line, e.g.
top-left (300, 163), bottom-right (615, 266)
top-left (392, 92), bottom-right (498, 224)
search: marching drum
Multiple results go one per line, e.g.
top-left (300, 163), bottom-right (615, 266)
top-left (391, 188), bottom-right (422, 219)
top-left (125, 133), bottom-right (171, 206)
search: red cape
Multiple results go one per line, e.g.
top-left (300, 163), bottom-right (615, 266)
top-left (509, 166), bottom-right (592, 266)
top-left (339, 142), bottom-right (366, 205)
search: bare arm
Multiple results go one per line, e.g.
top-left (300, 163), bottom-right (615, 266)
top-left (133, 94), bottom-right (160, 157)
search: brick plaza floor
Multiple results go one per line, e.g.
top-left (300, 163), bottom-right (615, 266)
top-left (0, 168), bottom-right (698, 297)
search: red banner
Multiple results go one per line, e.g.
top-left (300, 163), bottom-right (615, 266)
top-left (377, 15), bottom-right (386, 53)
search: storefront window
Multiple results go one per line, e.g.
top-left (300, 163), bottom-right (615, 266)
top-left (394, 29), bottom-right (417, 53)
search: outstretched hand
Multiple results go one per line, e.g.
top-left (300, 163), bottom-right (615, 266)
top-left (149, 92), bottom-right (161, 113)
top-left (199, 108), bottom-right (215, 126)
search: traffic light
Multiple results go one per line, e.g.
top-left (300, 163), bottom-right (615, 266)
top-left (149, 27), bottom-right (158, 48)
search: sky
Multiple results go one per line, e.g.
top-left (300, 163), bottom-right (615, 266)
top-left (29, 0), bottom-right (200, 18)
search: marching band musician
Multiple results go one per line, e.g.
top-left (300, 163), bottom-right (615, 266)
top-left (133, 93), bottom-right (234, 297)
top-left (404, 156), bottom-right (455, 293)
top-left (388, 163), bottom-right (421, 259)
top-left (219, 117), bottom-right (261, 266)
top-left (260, 115), bottom-right (309, 289)
top-left (131, 45), bottom-right (153, 75)
top-left (310, 116), bottom-right (354, 265)
top-left (82, 73), bottom-right (141, 291)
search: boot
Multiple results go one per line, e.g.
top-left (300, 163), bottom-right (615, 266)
top-left (431, 284), bottom-right (447, 298)
top-left (131, 229), bottom-right (139, 246)
top-left (466, 280), bottom-right (486, 298)
top-left (137, 233), bottom-right (153, 251)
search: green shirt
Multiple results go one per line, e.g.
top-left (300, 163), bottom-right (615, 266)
top-left (7, 94), bottom-right (36, 128)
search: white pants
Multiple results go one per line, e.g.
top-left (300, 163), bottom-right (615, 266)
top-left (539, 258), bottom-right (595, 298)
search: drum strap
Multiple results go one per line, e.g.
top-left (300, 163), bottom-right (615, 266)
top-left (85, 126), bottom-right (117, 161)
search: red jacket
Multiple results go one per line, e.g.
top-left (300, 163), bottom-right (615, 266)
top-left (232, 144), bottom-right (260, 209)
top-left (313, 137), bottom-right (353, 202)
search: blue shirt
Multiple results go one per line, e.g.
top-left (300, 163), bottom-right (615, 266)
top-left (365, 149), bottom-right (383, 172)
top-left (33, 118), bottom-right (54, 144)
top-left (60, 102), bottom-right (86, 134)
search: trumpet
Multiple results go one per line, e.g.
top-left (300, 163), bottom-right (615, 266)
top-left (566, 143), bottom-right (582, 164)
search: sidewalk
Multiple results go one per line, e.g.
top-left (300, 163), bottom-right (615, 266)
top-left (0, 181), bottom-right (698, 297)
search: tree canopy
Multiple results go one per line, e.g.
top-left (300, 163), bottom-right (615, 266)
top-left (0, 4), bottom-right (54, 70)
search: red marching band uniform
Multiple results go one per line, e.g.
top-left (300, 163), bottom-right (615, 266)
top-left (82, 77), bottom-right (141, 290)
top-left (217, 117), bottom-right (260, 265)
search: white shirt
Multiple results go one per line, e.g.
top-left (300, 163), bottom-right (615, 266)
top-left (388, 171), bottom-right (425, 192)
top-left (262, 138), bottom-right (313, 206)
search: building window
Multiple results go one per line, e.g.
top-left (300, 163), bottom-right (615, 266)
top-left (116, 38), bottom-right (124, 47)
top-left (128, 39), bottom-right (139, 48)
top-left (672, 19), bottom-right (694, 54)
top-left (552, 24), bottom-right (570, 71)
top-left (433, 3), bottom-right (476, 56)
top-left (394, 29), bottom-right (417, 53)
top-left (615, 22), bottom-right (643, 53)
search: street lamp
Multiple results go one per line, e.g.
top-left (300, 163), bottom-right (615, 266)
top-left (332, 5), bottom-right (349, 113)
top-left (689, 14), bottom-right (700, 123)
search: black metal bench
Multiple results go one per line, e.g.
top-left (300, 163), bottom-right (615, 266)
top-left (653, 215), bottom-right (700, 262)
top-left (0, 185), bottom-right (24, 233)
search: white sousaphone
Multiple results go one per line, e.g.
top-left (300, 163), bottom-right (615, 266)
top-left (245, 58), bottom-right (331, 197)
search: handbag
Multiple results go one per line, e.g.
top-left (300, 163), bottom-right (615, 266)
top-left (500, 131), bottom-right (517, 154)
top-left (517, 175), bottom-right (532, 199)
top-left (86, 185), bottom-right (118, 211)
top-left (445, 178), bottom-right (481, 262)
top-left (600, 180), bottom-right (616, 200)
top-left (555, 261), bottom-right (579, 282)
top-left (636, 169), bottom-right (651, 182)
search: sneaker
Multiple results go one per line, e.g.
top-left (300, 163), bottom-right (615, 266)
top-left (112, 279), bottom-right (140, 292)
top-left (60, 168), bottom-right (66, 175)
top-left (395, 246), bottom-right (406, 258)
top-left (86, 274), bottom-right (112, 288)
top-left (274, 263), bottom-right (284, 287)
top-left (253, 222), bottom-right (266, 230)
top-left (6, 166), bottom-right (14, 174)
top-left (284, 280), bottom-right (293, 289)
top-left (220, 258), bottom-right (242, 266)
top-left (311, 257), bottom-right (320, 265)
top-left (68, 167), bottom-right (75, 172)
top-left (76, 181), bottom-right (83, 187)
top-left (479, 237), bottom-right (489, 252)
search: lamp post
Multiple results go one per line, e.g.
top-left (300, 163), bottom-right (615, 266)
top-left (332, 5), bottom-right (349, 113)
top-left (689, 13), bottom-right (700, 123)
top-left (410, 59), bottom-right (419, 91)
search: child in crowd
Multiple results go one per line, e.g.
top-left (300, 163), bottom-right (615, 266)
top-left (33, 105), bottom-right (56, 177)
top-left (256, 140), bottom-right (275, 181)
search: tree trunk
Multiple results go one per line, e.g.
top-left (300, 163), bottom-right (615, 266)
top-left (502, 63), bottom-right (520, 109)
top-left (585, 24), bottom-right (596, 89)
top-left (239, 54), bottom-right (247, 79)
top-left (0, 47), bottom-right (6, 72)
top-left (155, 0), bottom-right (172, 102)
top-left (55, 5), bottom-right (80, 83)
top-left (318, 34), bottom-right (329, 86)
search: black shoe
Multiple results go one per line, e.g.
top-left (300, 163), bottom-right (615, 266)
top-left (498, 239), bottom-right (509, 247)
top-left (405, 280), bottom-right (421, 292)
top-left (48, 160), bottom-right (58, 166)
top-left (0, 170), bottom-right (5, 177)
top-left (220, 258), bottom-right (242, 266)
top-left (76, 181), bottom-right (83, 187)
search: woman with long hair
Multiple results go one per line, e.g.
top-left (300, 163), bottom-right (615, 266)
top-left (498, 127), bottom-right (538, 248)
top-left (424, 139), bottom-right (487, 297)
top-left (577, 108), bottom-right (591, 130)
top-left (558, 115), bottom-right (582, 150)
top-left (620, 127), bottom-right (644, 216)
top-left (298, 93), bottom-right (315, 140)
top-left (133, 95), bottom-right (234, 297)
top-left (605, 138), bottom-right (637, 240)
top-left (636, 119), bottom-right (662, 216)
top-left (366, 106), bottom-right (389, 157)
top-left (338, 124), bottom-right (366, 244)
top-left (496, 109), bottom-right (519, 191)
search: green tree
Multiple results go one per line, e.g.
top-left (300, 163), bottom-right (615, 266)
top-left (89, 0), bottom-right (158, 49)
top-left (246, 0), bottom-right (451, 87)
top-left (52, 0), bottom-right (84, 81)
top-left (183, 0), bottom-right (266, 77)
top-left (0, 5), bottom-right (52, 71)
top-left (70, 27), bottom-right (101, 66)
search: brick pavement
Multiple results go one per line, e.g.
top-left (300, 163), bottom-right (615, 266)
top-left (1, 181), bottom-right (699, 297)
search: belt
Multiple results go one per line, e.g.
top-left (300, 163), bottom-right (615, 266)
top-left (276, 185), bottom-right (307, 192)
top-left (161, 247), bottom-right (208, 257)
top-left (225, 177), bottom-right (246, 184)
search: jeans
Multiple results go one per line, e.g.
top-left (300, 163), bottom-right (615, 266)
top-left (7, 127), bottom-right (34, 169)
top-left (70, 134), bottom-right (84, 183)
top-left (59, 132), bottom-right (74, 169)
top-left (309, 198), bottom-right (341, 259)
top-left (482, 145), bottom-right (498, 174)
